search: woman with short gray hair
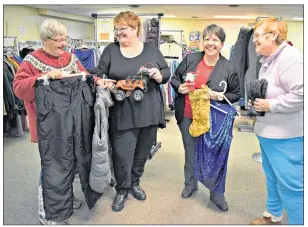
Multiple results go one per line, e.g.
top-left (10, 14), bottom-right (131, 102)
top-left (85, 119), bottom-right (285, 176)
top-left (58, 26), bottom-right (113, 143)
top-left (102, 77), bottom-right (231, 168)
top-left (13, 19), bottom-right (106, 224)
top-left (171, 24), bottom-right (240, 212)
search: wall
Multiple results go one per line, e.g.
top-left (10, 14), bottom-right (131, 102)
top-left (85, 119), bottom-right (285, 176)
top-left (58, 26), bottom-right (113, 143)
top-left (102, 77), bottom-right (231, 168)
top-left (161, 18), bottom-right (303, 52)
top-left (4, 5), bottom-right (303, 52)
top-left (4, 5), bottom-right (95, 41)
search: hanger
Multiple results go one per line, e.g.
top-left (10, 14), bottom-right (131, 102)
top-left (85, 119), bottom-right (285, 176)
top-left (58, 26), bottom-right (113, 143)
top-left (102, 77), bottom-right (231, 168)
top-left (208, 81), bottom-right (241, 118)
top-left (81, 45), bottom-right (89, 49)
top-left (37, 73), bottom-right (87, 85)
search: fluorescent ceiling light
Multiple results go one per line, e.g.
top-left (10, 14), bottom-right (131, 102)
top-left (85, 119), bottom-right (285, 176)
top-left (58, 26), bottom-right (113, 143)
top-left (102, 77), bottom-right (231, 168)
top-left (164, 15), bottom-right (176, 18)
top-left (293, 17), bottom-right (303, 21)
top-left (99, 11), bottom-right (121, 14)
top-left (214, 15), bottom-right (255, 19)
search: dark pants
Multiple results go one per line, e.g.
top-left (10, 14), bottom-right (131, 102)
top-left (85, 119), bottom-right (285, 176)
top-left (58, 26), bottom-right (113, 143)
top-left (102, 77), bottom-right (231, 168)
top-left (35, 76), bottom-right (102, 221)
top-left (110, 125), bottom-right (158, 195)
top-left (179, 117), bottom-right (198, 190)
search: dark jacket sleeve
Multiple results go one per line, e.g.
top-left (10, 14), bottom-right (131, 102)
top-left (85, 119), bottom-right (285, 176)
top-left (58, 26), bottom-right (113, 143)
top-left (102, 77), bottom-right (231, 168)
top-left (97, 44), bottom-right (112, 78)
top-left (224, 66), bottom-right (241, 103)
top-left (155, 48), bottom-right (171, 84)
top-left (170, 55), bottom-right (188, 93)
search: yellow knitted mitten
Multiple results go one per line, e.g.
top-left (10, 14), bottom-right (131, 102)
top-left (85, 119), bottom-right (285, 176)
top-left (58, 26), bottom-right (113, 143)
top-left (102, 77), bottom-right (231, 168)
top-left (189, 86), bottom-right (211, 137)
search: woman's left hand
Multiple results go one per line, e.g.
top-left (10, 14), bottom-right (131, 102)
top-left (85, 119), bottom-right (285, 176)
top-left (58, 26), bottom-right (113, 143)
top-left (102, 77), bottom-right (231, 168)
top-left (254, 98), bottom-right (270, 112)
top-left (96, 78), bottom-right (116, 88)
top-left (208, 91), bottom-right (224, 101)
top-left (149, 68), bottom-right (163, 83)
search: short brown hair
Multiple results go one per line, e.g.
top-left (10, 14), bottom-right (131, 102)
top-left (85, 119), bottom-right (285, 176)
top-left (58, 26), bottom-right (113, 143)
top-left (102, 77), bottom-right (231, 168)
top-left (202, 24), bottom-right (226, 43)
top-left (114, 11), bottom-right (141, 37)
top-left (254, 17), bottom-right (288, 45)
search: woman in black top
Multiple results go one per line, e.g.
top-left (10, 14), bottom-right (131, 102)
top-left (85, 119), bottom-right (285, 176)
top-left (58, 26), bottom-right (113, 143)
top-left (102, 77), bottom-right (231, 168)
top-left (98, 11), bottom-right (170, 212)
top-left (171, 24), bottom-right (240, 212)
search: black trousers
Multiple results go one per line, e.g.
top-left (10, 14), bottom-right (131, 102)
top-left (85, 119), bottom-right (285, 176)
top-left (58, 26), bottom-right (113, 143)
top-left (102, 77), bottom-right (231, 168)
top-left (179, 118), bottom-right (198, 190)
top-left (110, 125), bottom-right (158, 195)
top-left (35, 76), bottom-right (102, 221)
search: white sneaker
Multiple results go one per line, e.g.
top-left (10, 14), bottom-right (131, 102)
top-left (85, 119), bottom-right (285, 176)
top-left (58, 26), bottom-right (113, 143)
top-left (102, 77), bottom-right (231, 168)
top-left (73, 197), bottom-right (82, 209)
top-left (39, 218), bottom-right (67, 225)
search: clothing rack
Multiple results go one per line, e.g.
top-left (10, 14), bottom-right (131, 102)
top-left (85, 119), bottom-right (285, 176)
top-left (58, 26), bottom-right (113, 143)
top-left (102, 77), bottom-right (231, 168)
top-left (91, 13), bottom-right (164, 63)
top-left (4, 36), bottom-right (19, 56)
top-left (66, 37), bottom-right (96, 49)
top-left (4, 40), bottom-right (29, 136)
top-left (67, 37), bottom-right (84, 49)
top-left (18, 40), bottom-right (42, 51)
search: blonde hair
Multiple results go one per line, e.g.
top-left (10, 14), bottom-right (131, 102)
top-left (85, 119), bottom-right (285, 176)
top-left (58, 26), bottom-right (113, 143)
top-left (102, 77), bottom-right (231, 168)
top-left (40, 19), bottom-right (67, 40)
top-left (114, 11), bottom-right (141, 37)
top-left (254, 17), bottom-right (288, 45)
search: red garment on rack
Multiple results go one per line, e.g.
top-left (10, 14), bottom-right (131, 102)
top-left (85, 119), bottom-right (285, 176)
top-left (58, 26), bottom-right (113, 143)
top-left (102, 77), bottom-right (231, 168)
top-left (184, 60), bottom-right (214, 119)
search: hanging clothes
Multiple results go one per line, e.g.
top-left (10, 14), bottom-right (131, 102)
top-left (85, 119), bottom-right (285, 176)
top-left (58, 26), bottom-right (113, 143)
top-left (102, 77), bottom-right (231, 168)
top-left (7, 56), bottom-right (20, 72)
top-left (4, 56), bottom-right (16, 75)
top-left (146, 18), bottom-right (160, 48)
top-left (3, 66), bottom-right (16, 113)
top-left (90, 86), bottom-right (114, 193)
top-left (19, 47), bottom-right (35, 59)
top-left (194, 101), bottom-right (237, 194)
top-left (3, 53), bottom-right (26, 137)
top-left (12, 55), bottom-right (23, 64)
top-left (161, 60), bottom-right (179, 111)
top-left (160, 42), bottom-right (183, 62)
top-left (230, 28), bottom-right (253, 100)
top-left (243, 33), bottom-right (263, 108)
top-left (73, 48), bottom-right (96, 69)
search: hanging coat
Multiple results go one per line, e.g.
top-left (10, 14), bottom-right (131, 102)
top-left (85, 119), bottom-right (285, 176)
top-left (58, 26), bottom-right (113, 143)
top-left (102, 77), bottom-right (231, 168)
top-left (90, 86), bottom-right (114, 193)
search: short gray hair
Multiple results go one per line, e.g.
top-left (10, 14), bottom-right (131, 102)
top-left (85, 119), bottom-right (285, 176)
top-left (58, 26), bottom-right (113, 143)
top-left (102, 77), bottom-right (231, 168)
top-left (202, 24), bottom-right (226, 43)
top-left (40, 19), bottom-right (67, 40)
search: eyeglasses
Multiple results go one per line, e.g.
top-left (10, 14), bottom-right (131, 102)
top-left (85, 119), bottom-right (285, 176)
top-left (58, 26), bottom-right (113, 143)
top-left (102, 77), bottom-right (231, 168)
top-left (113, 27), bottom-right (130, 34)
top-left (48, 37), bottom-right (67, 43)
top-left (253, 32), bottom-right (273, 40)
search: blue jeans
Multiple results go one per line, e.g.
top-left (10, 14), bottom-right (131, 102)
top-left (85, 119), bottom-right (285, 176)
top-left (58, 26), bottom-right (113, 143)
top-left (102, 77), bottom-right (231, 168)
top-left (257, 136), bottom-right (303, 224)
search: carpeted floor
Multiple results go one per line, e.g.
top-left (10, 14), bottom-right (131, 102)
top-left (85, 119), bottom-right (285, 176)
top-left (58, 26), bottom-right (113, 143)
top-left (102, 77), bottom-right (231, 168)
top-left (3, 117), bottom-right (287, 224)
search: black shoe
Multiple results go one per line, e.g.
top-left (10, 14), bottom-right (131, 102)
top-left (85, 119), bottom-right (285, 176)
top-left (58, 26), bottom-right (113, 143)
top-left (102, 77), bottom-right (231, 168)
top-left (129, 186), bottom-right (146, 200)
top-left (211, 199), bottom-right (229, 211)
top-left (112, 193), bottom-right (128, 212)
top-left (210, 192), bottom-right (228, 212)
top-left (181, 188), bottom-right (197, 199)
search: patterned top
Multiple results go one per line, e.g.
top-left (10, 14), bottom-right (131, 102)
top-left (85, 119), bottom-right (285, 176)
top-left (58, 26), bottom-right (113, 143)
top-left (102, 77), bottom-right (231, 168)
top-left (24, 49), bottom-right (82, 73)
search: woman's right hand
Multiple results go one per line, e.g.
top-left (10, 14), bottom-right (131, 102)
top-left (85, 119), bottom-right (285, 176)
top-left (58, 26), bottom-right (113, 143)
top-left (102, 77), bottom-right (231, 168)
top-left (178, 83), bottom-right (189, 94)
top-left (46, 69), bottom-right (62, 80)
